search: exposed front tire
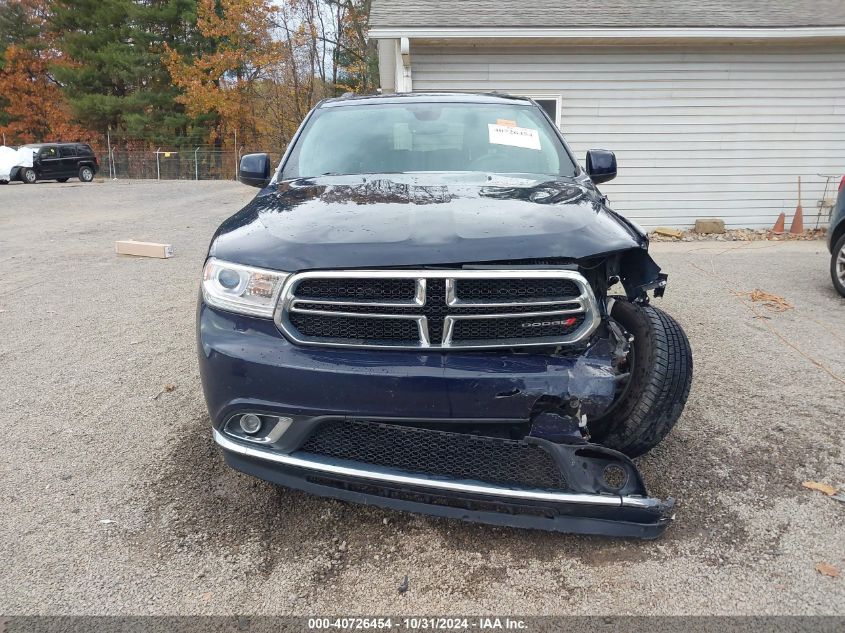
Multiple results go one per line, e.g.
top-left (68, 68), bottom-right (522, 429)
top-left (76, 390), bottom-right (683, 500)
top-left (22, 168), bottom-right (37, 184)
top-left (589, 299), bottom-right (693, 457)
top-left (831, 233), bottom-right (845, 298)
top-left (78, 166), bottom-right (94, 182)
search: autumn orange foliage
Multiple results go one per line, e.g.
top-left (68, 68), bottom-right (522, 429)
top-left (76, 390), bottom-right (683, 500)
top-left (1, 0), bottom-right (375, 150)
top-left (0, 45), bottom-right (90, 144)
top-left (165, 0), bottom-right (285, 146)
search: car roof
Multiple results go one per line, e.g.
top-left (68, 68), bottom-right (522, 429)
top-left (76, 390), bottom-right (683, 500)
top-left (319, 92), bottom-right (535, 108)
top-left (22, 142), bottom-right (89, 147)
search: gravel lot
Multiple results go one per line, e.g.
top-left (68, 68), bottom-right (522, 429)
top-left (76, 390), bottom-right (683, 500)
top-left (1, 180), bottom-right (843, 616)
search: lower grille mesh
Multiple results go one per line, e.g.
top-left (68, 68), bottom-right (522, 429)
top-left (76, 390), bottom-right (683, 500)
top-left (298, 419), bottom-right (567, 490)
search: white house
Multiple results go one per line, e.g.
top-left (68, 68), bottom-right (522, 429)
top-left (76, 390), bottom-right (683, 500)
top-left (369, 1), bottom-right (845, 229)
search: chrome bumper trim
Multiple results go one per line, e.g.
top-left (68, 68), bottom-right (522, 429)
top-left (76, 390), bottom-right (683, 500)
top-left (213, 430), bottom-right (657, 509)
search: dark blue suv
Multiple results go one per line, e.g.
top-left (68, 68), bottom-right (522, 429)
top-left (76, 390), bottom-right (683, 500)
top-left (197, 93), bottom-right (693, 538)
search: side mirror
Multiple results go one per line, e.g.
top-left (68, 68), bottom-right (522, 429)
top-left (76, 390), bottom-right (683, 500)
top-left (585, 149), bottom-right (617, 184)
top-left (239, 153), bottom-right (271, 188)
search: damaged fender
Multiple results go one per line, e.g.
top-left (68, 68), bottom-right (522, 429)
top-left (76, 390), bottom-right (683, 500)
top-left (615, 248), bottom-right (668, 303)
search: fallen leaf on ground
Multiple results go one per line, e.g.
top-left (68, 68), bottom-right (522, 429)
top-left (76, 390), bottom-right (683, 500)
top-left (151, 384), bottom-right (176, 400)
top-left (815, 562), bottom-right (840, 578)
top-left (735, 289), bottom-right (793, 312)
top-left (803, 481), bottom-right (839, 496)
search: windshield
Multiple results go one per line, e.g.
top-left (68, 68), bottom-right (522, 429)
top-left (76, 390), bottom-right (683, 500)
top-left (282, 102), bottom-right (577, 179)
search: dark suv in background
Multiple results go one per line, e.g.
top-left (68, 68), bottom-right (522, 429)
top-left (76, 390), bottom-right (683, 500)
top-left (12, 143), bottom-right (99, 184)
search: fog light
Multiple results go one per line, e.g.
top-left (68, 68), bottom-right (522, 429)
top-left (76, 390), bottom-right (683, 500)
top-left (239, 414), bottom-right (262, 435)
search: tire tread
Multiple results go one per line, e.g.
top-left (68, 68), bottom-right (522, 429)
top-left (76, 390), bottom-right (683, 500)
top-left (594, 301), bottom-right (693, 457)
top-left (831, 233), bottom-right (845, 298)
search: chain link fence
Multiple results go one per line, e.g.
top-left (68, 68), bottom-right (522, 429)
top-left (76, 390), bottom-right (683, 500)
top-left (90, 141), bottom-right (282, 181)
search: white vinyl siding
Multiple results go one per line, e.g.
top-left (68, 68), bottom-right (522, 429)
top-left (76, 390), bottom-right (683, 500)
top-left (410, 44), bottom-right (845, 229)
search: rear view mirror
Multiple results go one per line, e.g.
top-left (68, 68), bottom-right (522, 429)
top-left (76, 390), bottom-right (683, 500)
top-left (239, 153), bottom-right (271, 188)
top-left (585, 149), bottom-right (617, 184)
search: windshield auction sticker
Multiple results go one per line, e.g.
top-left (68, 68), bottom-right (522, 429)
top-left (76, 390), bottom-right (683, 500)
top-left (488, 123), bottom-right (541, 151)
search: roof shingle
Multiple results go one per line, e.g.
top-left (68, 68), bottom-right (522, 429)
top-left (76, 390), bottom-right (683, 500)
top-left (370, 1), bottom-right (845, 29)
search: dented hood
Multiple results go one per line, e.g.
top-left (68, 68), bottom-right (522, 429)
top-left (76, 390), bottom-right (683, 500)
top-left (210, 173), bottom-right (646, 271)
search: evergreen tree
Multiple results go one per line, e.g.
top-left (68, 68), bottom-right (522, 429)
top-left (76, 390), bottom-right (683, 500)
top-left (0, 0), bottom-right (40, 52)
top-left (51, 0), bottom-right (212, 145)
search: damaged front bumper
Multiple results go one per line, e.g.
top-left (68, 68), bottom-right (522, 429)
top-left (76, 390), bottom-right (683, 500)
top-left (215, 428), bottom-right (674, 538)
top-left (200, 303), bottom-right (674, 538)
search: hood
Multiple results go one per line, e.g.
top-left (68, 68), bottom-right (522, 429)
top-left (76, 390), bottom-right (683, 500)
top-left (209, 173), bottom-right (646, 271)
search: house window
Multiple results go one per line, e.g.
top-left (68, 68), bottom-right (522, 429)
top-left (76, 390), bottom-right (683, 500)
top-left (514, 95), bottom-right (561, 129)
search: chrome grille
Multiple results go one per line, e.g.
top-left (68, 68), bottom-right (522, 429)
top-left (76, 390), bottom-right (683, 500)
top-left (275, 270), bottom-right (600, 350)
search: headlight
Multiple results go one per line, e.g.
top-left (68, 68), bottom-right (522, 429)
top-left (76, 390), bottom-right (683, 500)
top-left (201, 258), bottom-right (289, 318)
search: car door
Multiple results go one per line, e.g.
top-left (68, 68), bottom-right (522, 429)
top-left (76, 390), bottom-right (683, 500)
top-left (59, 145), bottom-right (78, 177)
top-left (36, 146), bottom-right (61, 178)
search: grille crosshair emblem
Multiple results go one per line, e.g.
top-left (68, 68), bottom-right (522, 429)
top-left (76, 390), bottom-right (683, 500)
top-left (275, 270), bottom-right (601, 350)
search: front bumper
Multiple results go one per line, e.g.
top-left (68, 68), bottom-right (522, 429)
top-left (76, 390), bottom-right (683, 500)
top-left (218, 431), bottom-right (673, 538)
top-left (199, 302), bottom-right (674, 538)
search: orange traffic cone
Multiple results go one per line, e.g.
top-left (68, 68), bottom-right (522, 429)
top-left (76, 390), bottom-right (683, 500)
top-left (771, 212), bottom-right (785, 234)
top-left (789, 176), bottom-right (804, 235)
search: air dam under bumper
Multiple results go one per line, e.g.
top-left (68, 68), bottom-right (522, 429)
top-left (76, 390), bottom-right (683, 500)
top-left (213, 429), bottom-right (674, 539)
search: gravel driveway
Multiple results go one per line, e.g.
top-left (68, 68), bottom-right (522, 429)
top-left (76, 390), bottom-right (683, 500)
top-left (1, 180), bottom-right (843, 615)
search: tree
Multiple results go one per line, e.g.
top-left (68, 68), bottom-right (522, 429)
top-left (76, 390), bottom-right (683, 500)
top-left (326, 0), bottom-right (377, 94)
top-left (0, 0), bottom-right (40, 52)
top-left (0, 45), bottom-right (91, 143)
top-left (165, 0), bottom-right (287, 147)
top-left (50, 0), bottom-right (211, 145)
top-left (1, 0), bottom-right (379, 150)
top-left (0, 0), bottom-right (35, 130)
top-left (0, 0), bottom-right (88, 144)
